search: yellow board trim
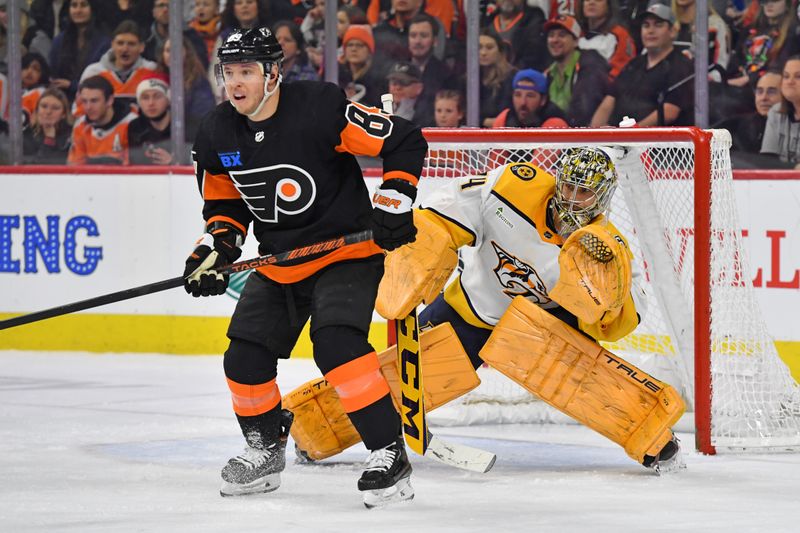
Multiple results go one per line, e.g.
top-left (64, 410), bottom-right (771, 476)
top-left (0, 313), bottom-right (388, 357)
top-left (0, 311), bottom-right (797, 385)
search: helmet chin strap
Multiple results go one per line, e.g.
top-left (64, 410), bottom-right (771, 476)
top-left (246, 70), bottom-right (282, 118)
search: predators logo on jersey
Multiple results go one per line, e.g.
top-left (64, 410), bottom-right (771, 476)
top-left (491, 241), bottom-right (550, 304)
top-left (509, 164), bottom-right (536, 181)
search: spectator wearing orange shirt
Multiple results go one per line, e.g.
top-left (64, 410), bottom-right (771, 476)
top-left (577, 0), bottom-right (636, 79)
top-left (68, 75), bottom-right (136, 165)
top-left (79, 20), bottom-right (158, 111)
top-left (189, 0), bottom-right (222, 65)
top-left (487, 0), bottom-right (548, 71)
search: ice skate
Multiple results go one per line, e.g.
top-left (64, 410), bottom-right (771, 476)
top-left (358, 436), bottom-right (414, 509)
top-left (220, 410), bottom-right (293, 497)
top-left (642, 434), bottom-right (686, 475)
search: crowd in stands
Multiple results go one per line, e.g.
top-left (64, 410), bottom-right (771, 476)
top-left (1, 0), bottom-right (800, 167)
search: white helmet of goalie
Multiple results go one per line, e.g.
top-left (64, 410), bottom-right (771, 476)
top-left (552, 147), bottom-right (617, 237)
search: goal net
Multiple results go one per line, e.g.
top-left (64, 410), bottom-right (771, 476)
top-left (417, 127), bottom-right (800, 454)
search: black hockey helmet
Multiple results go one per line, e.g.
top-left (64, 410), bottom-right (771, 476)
top-left (217, 27), bottom-right (284, 66)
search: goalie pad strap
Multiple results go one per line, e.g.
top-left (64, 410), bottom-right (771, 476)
top-left (284, 323), bottom-right (480, 461)
top-left (479, 296), bottom-right (685, 463)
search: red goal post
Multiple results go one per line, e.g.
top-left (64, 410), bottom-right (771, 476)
top-left (392, 127), bottom-right (800, 456)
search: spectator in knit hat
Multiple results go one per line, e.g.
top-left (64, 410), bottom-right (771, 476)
top-left (338, 25), bottom-right (383, 106)
top-left (544, 14), bottom-right (611, 127)
top-left (128, 78), bottom-right (175, 165)
top-left (492, 69), bottom-right (568, 127)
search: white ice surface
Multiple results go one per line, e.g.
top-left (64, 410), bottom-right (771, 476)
top-left (1, 351), bottom-right (798, 533)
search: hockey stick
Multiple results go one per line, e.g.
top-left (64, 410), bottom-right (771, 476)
top-left (396, 309), bottom-right (428, 455)
top-left (0, 230), bottom-right (373, 331)
top-left (378, 93), bottom-right (494, 472)
top-left (395, 313), bottom-right (496, 473)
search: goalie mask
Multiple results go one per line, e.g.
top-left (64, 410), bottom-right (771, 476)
top-left (552, 147), bottom-right (617, 237)
top-left (216, 27), bottom-right (284, 117)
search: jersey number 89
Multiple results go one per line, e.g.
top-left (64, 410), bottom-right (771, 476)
top-left (346, 103), bottom-right (394, 139)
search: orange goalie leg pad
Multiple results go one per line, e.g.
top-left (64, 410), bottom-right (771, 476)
top-left (227, 377), bottom-right (281, 417)
top-left (377, 322), bottom-right (481, 412)
top-left (283, 323), bottom-right (480, 461)
top-left (479, 296), bottom-right (685, 464)
top-left (282, 378), bottom-right (363, 461)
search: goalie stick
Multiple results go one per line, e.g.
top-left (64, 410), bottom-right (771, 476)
top-left (0, 230), bottom-right (372, 331)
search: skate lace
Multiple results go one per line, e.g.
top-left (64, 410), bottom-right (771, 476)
top-left (364, 447), bottom-right (397, 473)
top-left (233, 446), bottom-right (273, 469)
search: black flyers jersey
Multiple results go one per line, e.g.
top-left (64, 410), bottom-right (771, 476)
top-left (192, 81), bottom-right (427, 283)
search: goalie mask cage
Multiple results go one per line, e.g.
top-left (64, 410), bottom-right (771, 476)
top-left (415, 127), bottom-right (800, 455)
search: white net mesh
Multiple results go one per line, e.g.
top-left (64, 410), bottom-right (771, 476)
top-left (420, 129), bottom-right (800, 452)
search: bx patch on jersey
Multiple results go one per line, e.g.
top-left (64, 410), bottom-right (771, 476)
top-left (218, 151), bottom-right (243, 168)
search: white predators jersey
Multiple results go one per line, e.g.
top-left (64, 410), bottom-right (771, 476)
top-left (419, 162), bottom-right (645, 337)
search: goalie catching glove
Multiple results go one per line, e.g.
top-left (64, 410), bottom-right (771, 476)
top-left (371, 178), bottom-right (417, 251)
top-left (549, 222), bottom-right (632, 325)
top-left (183, 222), bottom-right (244, 297)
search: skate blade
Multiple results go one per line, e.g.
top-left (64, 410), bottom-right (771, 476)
top-left (220, 473), bottom-right (281, 497)
top-left (362, 477), bottom-right (414, 509)
top-left (653, 448), bottom-right (687, 476)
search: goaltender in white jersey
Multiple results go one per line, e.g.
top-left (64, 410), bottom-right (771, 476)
top-left (286, 148), bottom-right (687, 475)
top-left (418, 157), bottom-right (648, 341)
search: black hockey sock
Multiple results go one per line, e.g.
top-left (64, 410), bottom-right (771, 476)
top-left (236, 406), bottom-right (281, 449)
top-left (346, 394), bottom-right (402, 450)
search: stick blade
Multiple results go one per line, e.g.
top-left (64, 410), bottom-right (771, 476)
top-left (425, 435), bottom-right (496, 473)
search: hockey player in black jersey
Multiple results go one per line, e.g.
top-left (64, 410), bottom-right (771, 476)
top-left (182, 26), bottom-right (426, 508)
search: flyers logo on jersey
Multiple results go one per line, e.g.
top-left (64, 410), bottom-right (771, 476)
top-left (229, 164), bottom-right (317, 223)
top-left (491, 241), bottom-right (550, 303)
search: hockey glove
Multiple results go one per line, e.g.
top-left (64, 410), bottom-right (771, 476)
top-left (183, 222), bottom-right (244, 297)
top-left (370, 178), bottom-right (418, 251)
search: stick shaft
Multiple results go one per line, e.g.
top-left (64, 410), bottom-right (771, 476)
top-left (0, 230), bottom-right (373, 331)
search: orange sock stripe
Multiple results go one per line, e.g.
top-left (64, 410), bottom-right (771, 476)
top-left (226, 377), bottom-right (281, 417)
top-left (324, 352), bottom-right (391, 413)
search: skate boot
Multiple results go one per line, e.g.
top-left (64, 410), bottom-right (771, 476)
top-left (220, 409), bottom-right (293, 497)
top-left (642, 433), bottom-right (686, 475)
top-left (358, 436), bottom-right (414, 509)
